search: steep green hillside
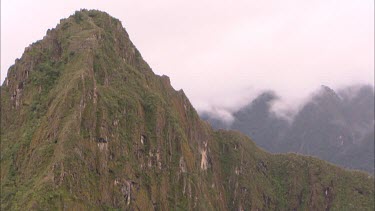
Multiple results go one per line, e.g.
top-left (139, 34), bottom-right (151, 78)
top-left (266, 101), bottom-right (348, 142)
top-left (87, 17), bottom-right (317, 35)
top-left (1, 10), bottom-right (374, 210)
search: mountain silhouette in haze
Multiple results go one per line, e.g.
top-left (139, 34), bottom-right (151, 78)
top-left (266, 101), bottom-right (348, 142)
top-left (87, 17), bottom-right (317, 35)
top-left (202, 85), bottom-right (375, 173)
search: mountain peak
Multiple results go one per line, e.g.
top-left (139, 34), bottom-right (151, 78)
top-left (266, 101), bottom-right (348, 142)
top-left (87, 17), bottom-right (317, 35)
top-left (1, 11), bottom-right (374, 210)
top-left (320, 85), bottom-right (336, 95)
top-left (3, 9), bottom-right (149, 109)
top-left (315, 85), bottom-right (342, 104)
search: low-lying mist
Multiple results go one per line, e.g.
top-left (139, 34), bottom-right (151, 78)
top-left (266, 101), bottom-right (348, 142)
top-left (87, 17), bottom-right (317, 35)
top-left (198, 83), bottom-right (375, 125)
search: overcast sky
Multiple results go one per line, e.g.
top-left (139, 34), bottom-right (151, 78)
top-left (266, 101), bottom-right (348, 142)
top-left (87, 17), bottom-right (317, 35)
top-left (1, 0), bottom-right (374, 116)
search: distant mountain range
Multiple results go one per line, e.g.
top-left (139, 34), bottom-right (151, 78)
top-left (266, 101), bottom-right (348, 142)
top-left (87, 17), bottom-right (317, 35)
top-left (201, 85), bottom-right (375, 173)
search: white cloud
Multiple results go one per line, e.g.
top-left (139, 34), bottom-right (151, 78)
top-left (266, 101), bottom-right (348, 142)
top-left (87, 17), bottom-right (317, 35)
top-left (1, 0), bottom-right (374, 113)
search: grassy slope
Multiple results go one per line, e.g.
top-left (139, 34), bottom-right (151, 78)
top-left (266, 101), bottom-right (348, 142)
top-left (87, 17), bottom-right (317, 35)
top-left (1, 10), bottom-right (374, 210)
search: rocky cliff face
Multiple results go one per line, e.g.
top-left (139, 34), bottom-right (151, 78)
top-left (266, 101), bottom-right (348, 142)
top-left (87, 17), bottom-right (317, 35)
top-left (1, 10), bottom-right (374, 210)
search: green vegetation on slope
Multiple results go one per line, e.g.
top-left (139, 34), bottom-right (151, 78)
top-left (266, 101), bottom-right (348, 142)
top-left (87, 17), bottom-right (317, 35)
top-left (1, 9), bottom-right (374, 210)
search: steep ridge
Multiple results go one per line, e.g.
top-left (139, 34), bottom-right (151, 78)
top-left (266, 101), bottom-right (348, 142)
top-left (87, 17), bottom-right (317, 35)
top-left (231, 91), bottom-right (289, 152)
top-left (1, 10), bottom-right (374, 210)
